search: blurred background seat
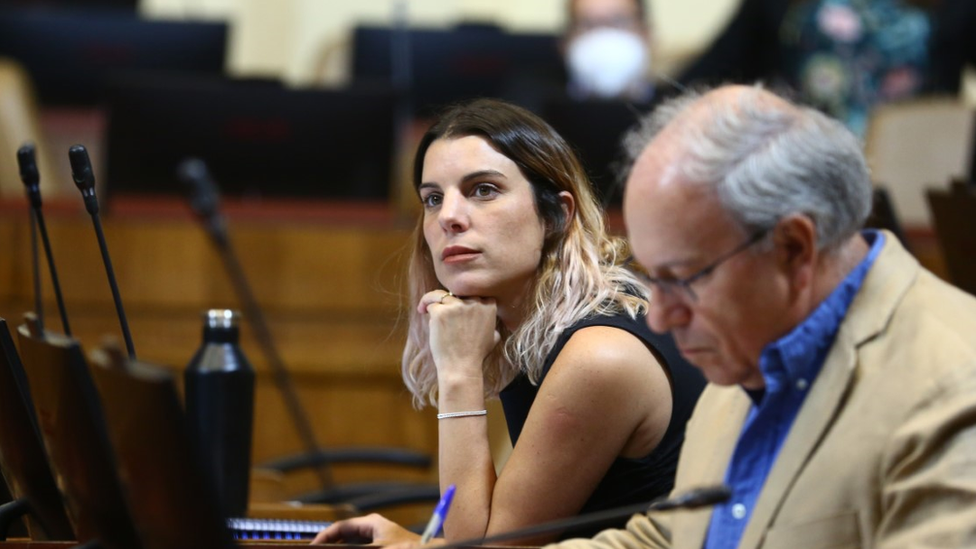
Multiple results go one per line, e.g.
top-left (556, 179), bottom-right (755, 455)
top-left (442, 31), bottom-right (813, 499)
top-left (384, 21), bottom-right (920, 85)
top-left (864, 97), bottom-right (976, 228)
top-left (0, 58), bottom-right (55, 200)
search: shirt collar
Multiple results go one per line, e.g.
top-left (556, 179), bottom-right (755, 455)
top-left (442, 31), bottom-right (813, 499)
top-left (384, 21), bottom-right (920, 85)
top-left (755, 230), bottom-right (886, 396)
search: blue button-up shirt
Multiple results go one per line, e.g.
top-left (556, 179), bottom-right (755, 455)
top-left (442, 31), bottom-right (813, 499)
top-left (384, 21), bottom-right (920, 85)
top-left (703, 231), bottom-right (885, 549)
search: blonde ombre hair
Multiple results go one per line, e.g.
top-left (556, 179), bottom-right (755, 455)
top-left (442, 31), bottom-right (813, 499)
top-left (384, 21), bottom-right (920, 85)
top-left (402, 99), bottom-right (649, 408)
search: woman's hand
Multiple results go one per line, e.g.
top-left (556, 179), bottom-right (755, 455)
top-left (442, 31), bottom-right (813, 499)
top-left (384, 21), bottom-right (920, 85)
top-left (419, 290), bottom-right (500, 380)
top-left (310, 513), bottom-right (420, 545)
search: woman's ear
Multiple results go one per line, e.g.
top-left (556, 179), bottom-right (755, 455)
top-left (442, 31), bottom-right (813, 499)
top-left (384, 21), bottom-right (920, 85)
top-left (558, 191), bottom-right (576, 230)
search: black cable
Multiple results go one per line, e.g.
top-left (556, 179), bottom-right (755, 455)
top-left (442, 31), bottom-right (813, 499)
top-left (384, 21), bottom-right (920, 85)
top-left (0, 498), bottom-right (30, 541)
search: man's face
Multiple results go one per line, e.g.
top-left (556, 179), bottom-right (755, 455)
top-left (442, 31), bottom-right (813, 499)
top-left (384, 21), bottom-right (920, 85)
top-left (623, 137), bottom-right (792, 390)
top-left (569, 0), bottom-right (644, 36)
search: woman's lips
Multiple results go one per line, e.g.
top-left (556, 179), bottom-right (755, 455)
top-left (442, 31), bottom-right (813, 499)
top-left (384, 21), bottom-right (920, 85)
top-left (442, 246), bottom-right (480, 263)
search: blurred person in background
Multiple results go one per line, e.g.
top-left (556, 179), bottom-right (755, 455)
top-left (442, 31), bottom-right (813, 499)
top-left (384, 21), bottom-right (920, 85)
top-left (511, 0), bottom-right (677, 207)
top-left (562, 0), bottom-right (655, 102)
top-left (679, 0), bottom-right (976, 136)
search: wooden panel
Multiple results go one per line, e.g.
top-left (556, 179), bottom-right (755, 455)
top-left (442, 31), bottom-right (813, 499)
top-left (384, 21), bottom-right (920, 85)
top-left (0, 203), bottom-right (437, 520)
top-left (0, 218), bottom-right (19, 306)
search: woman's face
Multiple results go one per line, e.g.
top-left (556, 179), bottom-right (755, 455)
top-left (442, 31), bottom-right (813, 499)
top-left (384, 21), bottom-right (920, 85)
top-left (419, 135), bottom-right (547, 305)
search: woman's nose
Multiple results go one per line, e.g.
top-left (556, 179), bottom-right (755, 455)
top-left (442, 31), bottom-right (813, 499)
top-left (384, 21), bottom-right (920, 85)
top-left (438, 191), bottom-right (469, 232)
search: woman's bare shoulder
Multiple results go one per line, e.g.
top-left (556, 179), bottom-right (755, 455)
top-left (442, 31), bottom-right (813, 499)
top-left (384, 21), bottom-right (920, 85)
top-left (551, 324), bottom-right (666, 382)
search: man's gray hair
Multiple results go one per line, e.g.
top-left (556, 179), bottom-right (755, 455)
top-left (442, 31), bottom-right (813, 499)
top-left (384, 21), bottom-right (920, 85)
top-left (622, 85), bottom-right (873, 251)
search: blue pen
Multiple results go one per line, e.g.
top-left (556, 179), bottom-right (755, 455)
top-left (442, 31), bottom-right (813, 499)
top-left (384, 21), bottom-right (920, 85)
top-left (420, 484), bottom-right (456, 543)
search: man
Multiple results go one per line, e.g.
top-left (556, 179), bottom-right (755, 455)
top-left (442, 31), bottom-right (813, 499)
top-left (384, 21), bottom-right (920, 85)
top-left (562, 0), bottom-right (654, 102)
top-left (536, 0), bottom-right (662, 204)
top-left (553, 85), bottom-right (976, 548)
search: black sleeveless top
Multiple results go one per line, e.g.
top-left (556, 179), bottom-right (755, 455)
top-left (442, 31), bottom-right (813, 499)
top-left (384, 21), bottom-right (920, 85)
top-left (498, 313), bottom-right (705, 539)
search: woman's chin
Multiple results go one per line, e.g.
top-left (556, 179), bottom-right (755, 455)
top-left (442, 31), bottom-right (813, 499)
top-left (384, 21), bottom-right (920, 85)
top-left (439, 277), bottom-right (489, 298)
top-left (448, 284), bottom-right (485, 298)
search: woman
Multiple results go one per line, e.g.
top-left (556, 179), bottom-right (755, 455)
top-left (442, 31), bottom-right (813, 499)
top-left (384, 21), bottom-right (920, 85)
top-left (313, 98), bottom-right (704, 545)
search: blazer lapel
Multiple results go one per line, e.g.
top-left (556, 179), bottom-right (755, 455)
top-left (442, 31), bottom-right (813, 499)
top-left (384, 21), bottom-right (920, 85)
top-left (737, 231), bottom-right (917, 549)
top-left (677, 386), bottom-right (753, 549)
top-left (736, 336), bottom-right (858, 549)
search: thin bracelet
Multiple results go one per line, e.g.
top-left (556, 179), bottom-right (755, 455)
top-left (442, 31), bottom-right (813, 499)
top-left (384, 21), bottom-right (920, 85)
top-left (437, 409), bottom-right (487, 419)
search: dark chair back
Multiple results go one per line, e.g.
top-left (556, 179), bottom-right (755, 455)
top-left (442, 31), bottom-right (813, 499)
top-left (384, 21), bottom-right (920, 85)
top-left (0, 318), bottom-right (74, 540)
top-left (927, 182), bottom-right (976, 296)
top-left (16, 324), bottom-right (142, 549)
top-left (865, 186), bottom-right (910, 252)
top-left (90, 355), bottom-right (233, 549)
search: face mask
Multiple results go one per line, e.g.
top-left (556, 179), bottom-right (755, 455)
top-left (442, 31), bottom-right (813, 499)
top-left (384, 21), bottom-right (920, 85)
top-left (566, 27), bottom-right (649, 99)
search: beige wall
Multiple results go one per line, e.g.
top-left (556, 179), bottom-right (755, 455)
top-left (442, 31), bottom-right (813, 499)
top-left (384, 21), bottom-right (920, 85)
top-left (139, 0), bottom-right (739, 85)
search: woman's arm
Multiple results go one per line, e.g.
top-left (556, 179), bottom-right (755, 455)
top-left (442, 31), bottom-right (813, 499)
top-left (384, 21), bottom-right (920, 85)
top-left (435, 321), bottom-right (674, 543)
top-left (421, 290), bottom-right (501, 542)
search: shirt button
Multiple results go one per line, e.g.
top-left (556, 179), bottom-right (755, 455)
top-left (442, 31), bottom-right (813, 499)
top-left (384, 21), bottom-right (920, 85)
top-left (796, 378), bottom-right (809, 391)
top-left (731, 503), bottom-right (747, 519)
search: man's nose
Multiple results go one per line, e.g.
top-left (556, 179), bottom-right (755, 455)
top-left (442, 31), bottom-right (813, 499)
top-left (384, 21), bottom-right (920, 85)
top-left (645, 286), bottom-right (692, 334)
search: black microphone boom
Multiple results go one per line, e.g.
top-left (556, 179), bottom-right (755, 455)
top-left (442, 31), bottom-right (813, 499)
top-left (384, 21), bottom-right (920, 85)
top-left (176, 158), bottom-right (332, 491)
top-left (68, 144), bottom-right (136, 359)
top-left (16, 143), bottom-right (71, 336)
top-left (437, 485), bottom-right (731, 549)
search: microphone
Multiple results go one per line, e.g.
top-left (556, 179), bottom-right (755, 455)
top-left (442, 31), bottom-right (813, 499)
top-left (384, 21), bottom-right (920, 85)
top-left (176, 159), bottom-right (227, 246)
top-left (16, 143), bottom-right (72, 336)
top-left (176, 158), bottom-right (333, 491)
top-left (437, 485), bottom-right (731, 549)
top-left (68, 144), bottom-right (136, 359)
top-left (68, 145), bottom-right (98, 215)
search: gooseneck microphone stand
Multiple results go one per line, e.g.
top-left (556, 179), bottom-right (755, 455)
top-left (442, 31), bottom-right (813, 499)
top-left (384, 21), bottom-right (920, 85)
top-left (16, 144), bottom-right (71, 336)
top-left (67, 145), bottom-right (136, 359)
top-left (176, 158), bottom-right (332, 492)
top-left (438, 485), bottom-right (732, 549)
top-left (29, 211), bottom-right (42, 328)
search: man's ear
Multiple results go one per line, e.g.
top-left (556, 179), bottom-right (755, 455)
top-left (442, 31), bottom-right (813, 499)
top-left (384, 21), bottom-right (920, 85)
top-left (772, 214), bottom-right (817, 291)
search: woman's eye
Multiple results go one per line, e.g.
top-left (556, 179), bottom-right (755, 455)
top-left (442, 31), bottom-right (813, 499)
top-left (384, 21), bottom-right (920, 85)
top-left (421, 193), bottom-right (442, 208)
top-left (473, 184), bottom-right (498, 198)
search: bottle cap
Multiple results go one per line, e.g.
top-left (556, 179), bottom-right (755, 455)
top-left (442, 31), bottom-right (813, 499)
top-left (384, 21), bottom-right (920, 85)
top-left (204, 309), bottom-right (241, 329)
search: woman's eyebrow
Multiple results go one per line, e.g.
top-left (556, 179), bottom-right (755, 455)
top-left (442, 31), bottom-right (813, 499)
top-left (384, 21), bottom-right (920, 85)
top-left (460, 169), bottom-right (506, 184)
top-left (419, 169), bottom-right (506, 192)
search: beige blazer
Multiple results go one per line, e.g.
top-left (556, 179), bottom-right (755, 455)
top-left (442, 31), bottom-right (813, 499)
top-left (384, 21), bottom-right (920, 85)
top-left (555, 232), bottom-right (976, 549)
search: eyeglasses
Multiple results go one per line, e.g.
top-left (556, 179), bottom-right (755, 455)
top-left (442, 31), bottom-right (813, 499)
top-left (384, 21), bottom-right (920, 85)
top-left (626, 229), bottom-right (770, 303)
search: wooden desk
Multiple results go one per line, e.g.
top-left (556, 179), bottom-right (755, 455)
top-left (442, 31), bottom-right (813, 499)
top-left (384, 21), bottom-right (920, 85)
top-left (0, 535), bottom-right (368, 548)
top-left (0, 540), bottom-right (537, 549)
top-left (0, 542), bottom-right (331, 548)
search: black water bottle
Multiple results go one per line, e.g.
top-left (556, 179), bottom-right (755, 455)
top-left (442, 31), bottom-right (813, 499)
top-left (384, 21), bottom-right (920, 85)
top-left (184, 309), bottom-right (254, 517)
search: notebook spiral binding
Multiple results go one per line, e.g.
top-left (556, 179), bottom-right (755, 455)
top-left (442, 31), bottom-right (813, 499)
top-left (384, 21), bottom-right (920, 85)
top-left (227, 517), bottom-right (332, 540)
